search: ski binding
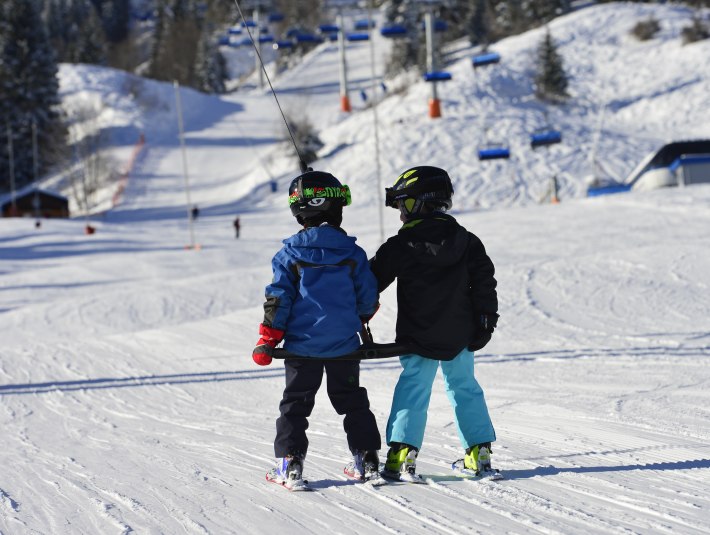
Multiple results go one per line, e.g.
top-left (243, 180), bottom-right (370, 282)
top-left (451, 459), bottom-right (504, 481)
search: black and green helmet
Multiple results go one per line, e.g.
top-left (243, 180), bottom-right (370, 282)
top-left (385, 166), bottom-right (454, 216)
top-left (288, 171), bottom-right (351, 220)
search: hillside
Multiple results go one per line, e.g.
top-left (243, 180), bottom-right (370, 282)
top-left (1, 3), bottom-right (709, 534)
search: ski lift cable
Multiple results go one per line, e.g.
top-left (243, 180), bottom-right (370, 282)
top-left (230, 0), bottom-right (309, 173)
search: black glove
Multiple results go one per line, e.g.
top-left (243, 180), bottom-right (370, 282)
top-left (468, 313), bottom-right (498, 352)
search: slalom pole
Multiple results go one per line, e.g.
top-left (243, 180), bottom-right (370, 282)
top-left (173, 81), bottom-right (198, 250)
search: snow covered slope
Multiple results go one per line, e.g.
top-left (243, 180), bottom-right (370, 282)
top-left (1, 3), bottom-right (709, 534)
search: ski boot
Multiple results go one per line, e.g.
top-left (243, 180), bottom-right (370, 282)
top-left (453, 442), bottom-right (503, 480)
top-left (382, 443), bottom-right (423, 483)
top-left (344, 450), bottom-right (387, 486)
top-left (266, 452), bottom-right (309, 491)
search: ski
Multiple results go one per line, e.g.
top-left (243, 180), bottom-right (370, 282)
top-left (451, 459), bottom-right (504, 481)
top-left (380, 468), bottom-right (425, 484)
top-left (265, 470), bottom-right (312, 492)
top-left (343, 465), bottom-right (388, 487)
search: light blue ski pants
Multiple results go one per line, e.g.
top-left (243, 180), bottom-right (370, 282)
top-left (386, 348), bottom-right (496, 451)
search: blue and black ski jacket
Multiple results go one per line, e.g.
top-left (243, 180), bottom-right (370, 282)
top-left (262, 224), bottom-right (378, 358)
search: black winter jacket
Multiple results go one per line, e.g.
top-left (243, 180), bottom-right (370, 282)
top-left (369, 213), bottom-right (498, 360)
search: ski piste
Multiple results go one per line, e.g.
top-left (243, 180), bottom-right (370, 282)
top-left (272, 342), bottom-right (408, 361)
top-left (451, 459), bottom-right (505, 481)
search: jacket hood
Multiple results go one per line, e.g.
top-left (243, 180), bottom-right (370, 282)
top-left (282, 224), bottom-right (357, 264)
top-left (397, 214), bottom-right (469, 267)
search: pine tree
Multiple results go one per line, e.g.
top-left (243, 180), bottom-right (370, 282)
top-left (101, 0), bottom-right (131, 43)
top-left (194, 28), bottom-right (227, 94)
top-left (0, 0), bottom-right (66, 193)
top-left (468, 0), bottom-right (494, 47)
top-left (534, 28), bottom-right (569, 102)
top-left (149, 0), bottom-right (202, 86)
top-left (71, 0), bottom-right (108, 64)
top-left (47, 0), bottom-right (72, 61)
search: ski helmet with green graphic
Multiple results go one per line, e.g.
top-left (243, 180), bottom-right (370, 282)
top-left (288, 171), bottom-right (351, 225)
top-left (385, 166), bottom-right (454, 217)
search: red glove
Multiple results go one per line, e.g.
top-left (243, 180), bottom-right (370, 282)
top-left (253, 324), bottom-right (285, 366)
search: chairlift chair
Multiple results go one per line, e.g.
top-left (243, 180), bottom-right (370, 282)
top-left (295, 33), bottom-right (323, 44)
top-left (472, 51), bottom-right (501, 68)
top-left (380, 24), bottom-right (408, 38)
top-left (346, 32), bottom-right (370, 42)
top-left (424, 71), bottom-right (452, 82)
top-left (530, 129), bottom-right (562, 149)
top-left (478, 143), bottom-right (511, 161)
top-left (273, 40), bottom-right (294, 50)
top-left (421, 20), bottom-right (448, 32)
top-left (354, 19), bottom-right (375, 30)
top-left (319, 24), bottom-right (339, 34)
top-left (268, 13), bottom-right (284, 23)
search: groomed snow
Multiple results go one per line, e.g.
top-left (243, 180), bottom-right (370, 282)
top-left (1, 3), bottom-right (709, 534)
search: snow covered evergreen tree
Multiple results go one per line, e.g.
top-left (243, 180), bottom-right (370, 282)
top-left (0, 0), bottom-right (66, 193)
top-left (149, 0), bottom-right (202, 86)
top-left (194, 29), bottom-right (227, 94)
top-left (101, 0), bottom-right (131, 43)
top-left (71, 0), bottom-right (108, 64)
top-left (534, 28), bottom-right (569, 102)
top-left (45, 0), bottom-right (107, 65)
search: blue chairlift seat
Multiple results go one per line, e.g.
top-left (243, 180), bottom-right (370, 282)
top-left (319, 24), bottom-right (339, 34)
top-left (259, 35), bottom-right (274, 43)
top-left (346, 32), bottom-right (370, 42)
top-left (218, 35), bottom-right (230, 46)
top-left (241, 20), bottom-right (257, 28)
top-left (355, 19), bottom-right (375, 30)
top-left (421, 20), bottom-right (448, 32)
top-left (228, 26), bottom-right (242, 35)
top-left (268, 13), bottom-right (284, 23)
top-left (478, 146), bottom-right (511, 160)
top-left (424, 71), bottom-right (452, 82)
top-left (472, 52), bottom-right (501, 68)
top-left (381, 24), bottom-right (407, 37)
top-left (296, 33), bottom-right (323, 44)
top-left (530, 129), bottom-right (562, 148)
top-left (274, 40), bottom-right (294, 49)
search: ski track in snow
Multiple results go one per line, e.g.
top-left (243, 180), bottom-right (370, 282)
top-left (2, 3), bottom-right (710, 533)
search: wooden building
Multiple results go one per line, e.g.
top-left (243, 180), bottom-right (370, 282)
top-left (1, 189), bottom-right (70, 218)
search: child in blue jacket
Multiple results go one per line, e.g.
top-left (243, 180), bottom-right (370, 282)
top-left (253, 171), bottom-right (381, 490)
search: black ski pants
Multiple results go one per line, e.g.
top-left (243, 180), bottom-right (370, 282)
top-left (274, 358), bottom-right (381, 458)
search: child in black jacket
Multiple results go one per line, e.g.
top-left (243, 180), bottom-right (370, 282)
top-left (369, 166), bottom-right (501, 481)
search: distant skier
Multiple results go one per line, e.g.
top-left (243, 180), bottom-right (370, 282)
top-left (253, 170), bottom-right (382, 490)
top-left (233, 216), bottom-right (240, 238)
top-left (369, 166), bottom-right (501, 481)
top-left (191, 205), bottom-right (199, 221)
